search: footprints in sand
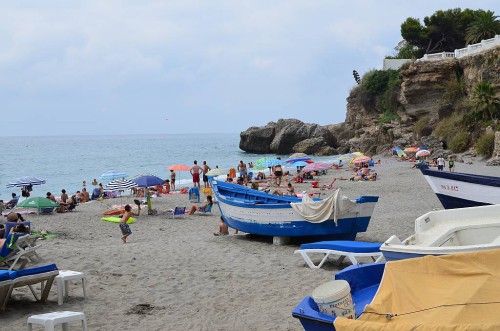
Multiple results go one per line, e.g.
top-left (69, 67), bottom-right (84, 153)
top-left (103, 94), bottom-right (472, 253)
top-left (126, 303), bottom-right (166, 315)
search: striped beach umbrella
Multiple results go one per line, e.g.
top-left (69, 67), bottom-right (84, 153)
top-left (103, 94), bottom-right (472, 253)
top-left (103, 179), bottom-right (138, 192)
top-left (350, 155), bottom-right (371, 164)
top-left (416, 149), bottom-right (430, 158)
top-left (6, 176), bottom-right (46, 188)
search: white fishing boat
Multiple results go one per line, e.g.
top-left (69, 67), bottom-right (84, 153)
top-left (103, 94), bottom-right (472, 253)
top-left (210, 179), bottom-right (379, 241)
top-left (381, 204), bottom-right (500, 261)
top-left (420, 167), bottom-right (500, 209)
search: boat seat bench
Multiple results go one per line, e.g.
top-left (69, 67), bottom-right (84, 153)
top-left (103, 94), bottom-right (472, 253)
top-left (294, 240), bottom-right (384, 269)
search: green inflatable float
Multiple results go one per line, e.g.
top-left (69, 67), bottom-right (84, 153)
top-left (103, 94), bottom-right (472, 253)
top-left (101, 216), bottom-right (136, 224)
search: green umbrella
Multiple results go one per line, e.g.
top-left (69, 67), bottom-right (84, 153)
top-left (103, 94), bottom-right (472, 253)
top-left (17, 197), bottom-right (59, 213)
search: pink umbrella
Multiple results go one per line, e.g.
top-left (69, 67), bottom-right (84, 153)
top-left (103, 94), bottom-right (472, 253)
top-left (416, 150), bottom-right (430, 157)
top-left (350, 155), bottom-right (371, 164)
top-left (301, 162), bottom-right (332, 172)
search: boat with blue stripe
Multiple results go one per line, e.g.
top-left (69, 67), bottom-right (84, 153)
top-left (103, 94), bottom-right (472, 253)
top-left (210, 179), bottom-right (379, 240)
top-left (420, 166), bottom-right (500, 209)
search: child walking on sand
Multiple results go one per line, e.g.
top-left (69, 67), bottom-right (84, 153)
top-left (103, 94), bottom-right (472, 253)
top-left (120, 204), bottom-right (140, 243)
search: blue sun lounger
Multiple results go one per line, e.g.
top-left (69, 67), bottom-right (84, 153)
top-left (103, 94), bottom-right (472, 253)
top-left (0, 263), bottom-right (59, 310)
top-left (294, 241), bottom-right (384, 269)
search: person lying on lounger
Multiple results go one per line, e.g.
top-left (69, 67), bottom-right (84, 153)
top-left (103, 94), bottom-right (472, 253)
top-left (189, 195), bottom-right (213, 215)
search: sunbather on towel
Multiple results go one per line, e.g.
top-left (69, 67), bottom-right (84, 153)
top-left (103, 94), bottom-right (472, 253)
top-left (190, 195), bottom-right (213, 215)
top-left (120, 204), bottom-right (140, 243)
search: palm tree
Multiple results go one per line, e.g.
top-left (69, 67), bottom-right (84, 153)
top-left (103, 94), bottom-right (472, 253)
top-left (465, 10), bottom-right (500, 45)
top-left (473, 81), bottom-right (499, 121)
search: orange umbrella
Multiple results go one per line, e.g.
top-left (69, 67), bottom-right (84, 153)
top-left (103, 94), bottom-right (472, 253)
top-left (168, 164), bottom-right (190, 171)
top-left (168, 164), bottom-right (191, 188)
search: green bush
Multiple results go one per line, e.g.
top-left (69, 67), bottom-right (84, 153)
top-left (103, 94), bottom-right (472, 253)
top-left (362, 69), bottom-right (400, 97)
top-left (379, 111), bottom-right (400, 124)
top-left (475, 132), bottom-right (496, 157)
top-left (449, 131), bottom-right (470, 153)
top-left (414, 116), bottom-right (429, 136)
top-left (434, 113), bottom-right (464, 139)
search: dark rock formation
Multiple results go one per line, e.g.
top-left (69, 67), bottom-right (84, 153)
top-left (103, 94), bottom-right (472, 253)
top-left (239, 119), bottom-right (337, 155)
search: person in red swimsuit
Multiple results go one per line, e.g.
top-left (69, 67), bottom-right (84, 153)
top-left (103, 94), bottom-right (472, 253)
top-left (190, 160), bottom-right (203, 188)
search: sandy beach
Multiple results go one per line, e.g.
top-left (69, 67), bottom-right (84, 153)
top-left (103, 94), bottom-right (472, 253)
top-left (2, 155), bottom-right (498, 330)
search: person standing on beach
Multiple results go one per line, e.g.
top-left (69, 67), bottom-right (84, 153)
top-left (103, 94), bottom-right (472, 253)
top-left (190, 160), bottom-right (203, 188)
top-left (202, 161), bottom-right (211, 189)
top-left (448, 157), bottom-right (455, 172)
top-left (437, 156), bottom-right (445, 171)
top-left (237, 160), bottom-right (247, 184)
top-left (170, 170), bottom-right (176, 191)
top-left (120, 204), bottom-right (140, 243)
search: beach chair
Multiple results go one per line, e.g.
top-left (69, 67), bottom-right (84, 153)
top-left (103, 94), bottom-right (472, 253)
top-left (195, 203), bottom-right (213, 216)
top-left (189, 187), bottom-right (200, 203)
top-left (3, 221), bottom-right (31, 239)
top-left (294, 241), bottom-right (384, 269)
top-left (0, 233), bottom-right (42, 270)
top-left (166, 206), bottom-right (186, 219)
top-left (1, 263), bottom-right (59, 310)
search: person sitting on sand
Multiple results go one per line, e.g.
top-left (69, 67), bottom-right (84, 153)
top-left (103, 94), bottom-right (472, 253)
top-left (366, 172), bottom-right (378, 181)
top-left (80, 188), bottom-right (90, 203)
top-left (46, 192), bottom-right (56, 202)
top-left (189, 195), bottom-right (213, 215)
top-left (4, 193), bottom-right (19, 209)
top-left (120, 204), bottom-right (140, 243)
top-left (60, 189), bottom-right (69, 203)
top-left (214, 216), bottom-right (229, 236)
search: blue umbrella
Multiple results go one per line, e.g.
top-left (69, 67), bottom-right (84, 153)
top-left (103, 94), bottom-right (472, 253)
top-left (100, 170), bottom-right (128, 181)
top-left (290, 161), bottom-right (308, 167)
top-left (6, 176), bottom-right (46, 188)
top-left (133, 175), bottom-right (165, 188)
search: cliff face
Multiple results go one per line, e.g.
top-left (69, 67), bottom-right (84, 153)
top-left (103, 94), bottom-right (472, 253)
top-left (239, 46), bottom-right (499, 156)
top-left (340, 46), bottom-right (499, 155)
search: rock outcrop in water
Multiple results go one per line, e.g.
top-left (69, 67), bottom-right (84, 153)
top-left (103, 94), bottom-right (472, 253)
top-left (239, 119), bottom-right (337, 155)
top-left (239, 46), bottom-right (499, 159)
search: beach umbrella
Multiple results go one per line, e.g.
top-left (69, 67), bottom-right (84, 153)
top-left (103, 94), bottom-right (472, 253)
top-left (133, 175), bottom-right (165, 188)
top-left (206, 168), bottom-right (227, 177)
top-left (168, 164), bottom-right (191, 187)
top-left (416, 150), bottom-right (430, 158)
top-left (17, 196), bottom-right (60, 214)
top-left (255, 157), bottom-right (283, 169)
top-left (100, 170), bottom-right (128, 181)
top-left (103, 179), bottom-right (138, 192)
top-left (350, 155), bottom-right (371, 164)
top-left (301, 162), bottom-right (332, 172)
top-left (289, 153), bottom-right (307, 159)
top-left (404, 147), bottom-right (419, 153)
top-left (285, 157), bottom-right (312, 164)
top-left (290, 161), bottom-right (308, 167)
top-left (6, 176), bottom-right (46, 188)
top-left (352, 152), bottom-right (364, 156)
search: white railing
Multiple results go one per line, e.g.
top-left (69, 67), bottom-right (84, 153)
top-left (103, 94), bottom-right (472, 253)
top-left (418, 35), bottom-right (499, 62)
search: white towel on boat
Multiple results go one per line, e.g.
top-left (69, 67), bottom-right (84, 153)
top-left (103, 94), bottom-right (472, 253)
top-left (291, 190), bottom-right (337, 223)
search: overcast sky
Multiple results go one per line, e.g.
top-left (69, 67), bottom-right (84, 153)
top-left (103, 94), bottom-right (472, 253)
top-left (1, 0), bottom-right (498, 136)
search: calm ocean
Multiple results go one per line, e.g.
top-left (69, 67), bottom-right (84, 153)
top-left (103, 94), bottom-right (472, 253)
top-left (1, 133), bottom-right (304, 200)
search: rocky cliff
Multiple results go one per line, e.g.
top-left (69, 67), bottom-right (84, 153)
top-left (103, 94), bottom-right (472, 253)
top-left (239, 46), bottom-right (499, 158)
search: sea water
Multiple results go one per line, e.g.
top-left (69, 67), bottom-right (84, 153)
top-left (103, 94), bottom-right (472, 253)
top-left (1, 133), bottom-right (330, 200)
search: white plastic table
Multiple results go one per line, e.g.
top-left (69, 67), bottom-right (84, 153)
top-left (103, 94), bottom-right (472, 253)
top-left (55, 270), bottom-right (86, 305)
top-left (27, 311), bottom-right (87, 331)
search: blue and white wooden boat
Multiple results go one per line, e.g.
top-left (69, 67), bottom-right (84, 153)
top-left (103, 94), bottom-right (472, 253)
top-left (292, 263), bottom-right (384, 331)
top-left (381, 204), bottom-right (500, 261)
top-left (210, 179), bottom-right (378, 240)
top-left (420, 167), bottom-right (500, 209)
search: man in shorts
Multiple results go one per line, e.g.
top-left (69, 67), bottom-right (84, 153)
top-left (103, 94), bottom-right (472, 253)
top-left (202, 161), bottom-right (211, 188)
top-left (437, 156), bottom-right (445, 171)
top-left (237, 160), bottom-right (247, 184)
top-left (120, 204), bottom-right (140, 243)
top-left (190, 160), bottom-right (203, 189)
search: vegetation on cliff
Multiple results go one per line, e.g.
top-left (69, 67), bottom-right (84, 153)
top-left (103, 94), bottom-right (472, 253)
top-left (393, 8), bottom-right (500, 59)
